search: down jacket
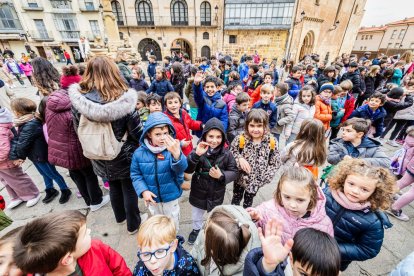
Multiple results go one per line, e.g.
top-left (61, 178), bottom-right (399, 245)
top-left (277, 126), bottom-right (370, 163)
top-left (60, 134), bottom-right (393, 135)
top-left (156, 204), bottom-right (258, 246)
top-left (394, 96), bottom-right (414, 121)
top-left (383, 95), bottom-right (413, 120)
top-left (341, 93), bottom-right (356, 123)
top-left (186, 118), bottom-right (238, 212)
top-left (227, 105), bottom-right (246, 143)
top-left (164, 109), bottom-right (202, 156)
top-left (285, 77), bottom-right (302, 99)
top-left (340, 70), bottom-right (363, 96)
top-left (324, 188), bottom-right (392, 271)
top-left (285, 100), bottom-right (315, 137)
top-left (349, 104), bottom-right (387, 138)
top-left (314, 96), bottom-right (332, 130)
top-left (130, 112), bottom-right (187, 203)
top-left (328, 137), bottom-right (390, 168)
top-left (70, 84), bottom-right (143, 180)
top-left (45, 89), bottom-right (90, 170)
top-left (0, 108), bottom-right (17, 169)
top-left (145, 79), bottom-right (174, 98)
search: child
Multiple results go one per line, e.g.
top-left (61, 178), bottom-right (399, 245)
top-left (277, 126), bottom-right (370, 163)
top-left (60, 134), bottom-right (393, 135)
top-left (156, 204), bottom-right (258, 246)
top-left (220, 61), bottom-right (231, 85)
top-left (349, 92), bottom-right (387, 138)
top-left (339, 80), bottom-right (356, 123)
top-left (304, 64), bottom-right (318, 91)
top-left (136, 91), bottom-right (149, 123)
top-left (19, 59), bottom-right (33, 85)
top-left (248, 166), bottom-right (333, 242)
top-left (170, 62), bottom-right (185, 98)
top-left (145, 66), bottom-right (174, 98)
top-left (314, 83), bottom-right (333, 132)
top-left (388, 126), bottom-right (414, 221)
top-left (199, 57), bottom-right (210, 72)
top-left (5, 57), bottom-right (25, 86)
top-left (273, 83), bottom-right (294, 141)
top-left (0, 106), bottom-right (40, 209)
top-left (185, 118), bottom-right (238, 244)
top-left (133, 215), bottom-right (200, 275)
top-left (193, 73), bottom-right (228, 137)
top-left (340, 62), bottom-right (363, 100)
top-left (281, 119), bottom-right (327, 179)
top-left (147, 55), bottom-right (157, 83)
top-left (9, 98), bottom-right (71, 204)
top-left (245, 65), bottom-right (263, 95)
top-left (131, 112), bottom-right (187, 228)
top-left (392, 61), bottom-right (405, 85)
top-left (0, 227), bottom-right (24, 276)
top-left (329, 85), bottom-right (346, 139)
top-left (285, 66), bottom-right (302, 100)
top-left (227, 92), bottom-right (250, 143)
top-left (328, 118), bottom-right (390, 168)
top-left (317, 65), bottom-right (336, 89)
top-left (244, 223), bottom-right (341, 276)
top-left (129, 67), bottom-right (149, 91)
top-left (185, 66), bottom-right (199, 119)
top-left (285, 86), bottom-right (315, 144)
top-left (146, 93), bottom-right (162, 113)
top-left (228, 70), bottom-right (240, 84)
top-left (164, 92), bottom-right (202, 156)
top-left (13, 210), bottom-right (132, 275)
top-left (252, 84), bottom-right (277, 131)
top-left (324, 159), bottom-right (395, 271)
top-left (191, 205), bottom-right (261, 275)
top-left (223, 80), bottom-right (243, 113)
top-left (230, 109), bottom-right (281, 208)
top-left (249, 71), bottom-right (273, 108)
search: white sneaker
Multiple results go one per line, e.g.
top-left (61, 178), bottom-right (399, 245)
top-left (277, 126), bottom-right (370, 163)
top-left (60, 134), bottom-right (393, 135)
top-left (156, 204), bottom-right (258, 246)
top-left (7, 199), bottom-right (23, 209)
top-left (90, 195), bottom-right (110, 212)
top-left (387, 140), bottom-right (399, 147)
top-left (26, 194), bottom-right (41, 207)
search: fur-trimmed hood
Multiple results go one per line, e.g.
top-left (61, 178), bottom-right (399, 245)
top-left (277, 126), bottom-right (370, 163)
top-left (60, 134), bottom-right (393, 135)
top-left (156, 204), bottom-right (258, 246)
top-left (68, 83), bottom-right (137, 123)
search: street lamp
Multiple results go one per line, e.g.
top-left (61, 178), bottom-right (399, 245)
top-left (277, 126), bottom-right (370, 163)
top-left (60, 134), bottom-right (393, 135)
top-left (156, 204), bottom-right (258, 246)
top-left (98, 3), bottom-right (103, 13)
top-left (294, 11), bottom-right (305, 26)
top-left (329, 20), bottom-right (340, 31)
top-left (214, 5), bottom-right (219, 22)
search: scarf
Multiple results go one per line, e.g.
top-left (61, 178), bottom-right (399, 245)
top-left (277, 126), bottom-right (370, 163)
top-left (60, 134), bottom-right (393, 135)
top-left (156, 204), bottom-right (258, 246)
top-left (318, 95), bottom-right (331, 106)
top-left (14, 113), bottom-right (37, 127)
top-left (144, 138), bottom-right (167, 154)
top-left (331, 189), bottom-right (371, 211)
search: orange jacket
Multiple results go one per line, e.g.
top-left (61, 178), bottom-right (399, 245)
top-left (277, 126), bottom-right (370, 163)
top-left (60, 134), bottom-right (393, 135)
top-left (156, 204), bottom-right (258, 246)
top-left (249, 84), bottom-right (262, 108)
top-left (314, 96), bottom-right (332, 130)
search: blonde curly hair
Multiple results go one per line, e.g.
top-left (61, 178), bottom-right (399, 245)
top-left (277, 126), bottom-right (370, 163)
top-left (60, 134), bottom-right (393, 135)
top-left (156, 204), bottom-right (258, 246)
top-left (327, 159), bottom-right (397, 210)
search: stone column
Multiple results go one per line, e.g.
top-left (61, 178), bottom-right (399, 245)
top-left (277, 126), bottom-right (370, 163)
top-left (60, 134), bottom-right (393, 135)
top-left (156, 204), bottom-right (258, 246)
top-left (101, 0), bottom-right (120, 50)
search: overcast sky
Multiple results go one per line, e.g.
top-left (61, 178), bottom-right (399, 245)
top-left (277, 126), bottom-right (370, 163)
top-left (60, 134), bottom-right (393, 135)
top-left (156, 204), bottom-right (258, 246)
top-left (361, 0), bottom-right (414, 27)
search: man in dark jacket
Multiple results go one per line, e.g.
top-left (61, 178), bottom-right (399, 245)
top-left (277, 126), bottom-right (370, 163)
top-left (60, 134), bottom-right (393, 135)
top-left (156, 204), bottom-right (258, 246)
top-left (340, 62), bottom-right (363, 99)
top-left (147, 55), bottom-right (157, 83)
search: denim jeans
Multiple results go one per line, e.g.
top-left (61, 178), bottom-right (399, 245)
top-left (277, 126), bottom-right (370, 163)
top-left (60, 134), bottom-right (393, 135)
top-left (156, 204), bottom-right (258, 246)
top-left (69, 166), bottom-right (102, 206)
top-left (33, 162), bottom-right (69, 191)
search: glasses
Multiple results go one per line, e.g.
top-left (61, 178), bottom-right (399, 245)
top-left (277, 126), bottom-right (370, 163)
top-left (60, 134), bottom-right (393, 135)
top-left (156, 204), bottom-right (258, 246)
top-left (137, 242), bottom-right (174, 262)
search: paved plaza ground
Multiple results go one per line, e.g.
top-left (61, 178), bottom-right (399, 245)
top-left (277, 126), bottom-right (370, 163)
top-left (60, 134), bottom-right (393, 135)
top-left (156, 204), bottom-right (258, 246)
top-left (1, 74), bottom-right (413, 276)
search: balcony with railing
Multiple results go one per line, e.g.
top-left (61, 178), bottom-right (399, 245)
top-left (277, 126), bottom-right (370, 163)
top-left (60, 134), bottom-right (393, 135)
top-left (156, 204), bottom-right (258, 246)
top-left (29, 29), bottom-right (54, 41)
top-left (50, 0), bottom-right (72, 12)
top-left (117, 15), bottom-right (216, 28)
top-left (79, 0), bottom-right (98, 12)
top-left (60, 30), bottom-right (80, 42)
top-left (21, 0), bottom-right (43, 10)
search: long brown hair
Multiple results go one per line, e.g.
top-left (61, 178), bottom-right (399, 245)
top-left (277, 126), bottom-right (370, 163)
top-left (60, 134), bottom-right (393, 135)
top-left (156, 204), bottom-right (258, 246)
top-left (31, 57), bottom-right (60, 96)
top-left (79, 56), bottom-right (128, 102)
top-left (288, 119), bottom-right (326, 166)
top-left (243, 109), bottom-right (269, 139)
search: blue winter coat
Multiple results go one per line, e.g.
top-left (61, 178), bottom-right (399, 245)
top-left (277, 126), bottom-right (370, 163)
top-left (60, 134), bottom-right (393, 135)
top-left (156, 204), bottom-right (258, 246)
top-left (193, 83), bottom-right (228, 136)
top-left (239, 63), bottom-right (249, 87)
top-left (285, 77), bottom-right (302, 100)
top-left (349, 104), bottom-right (387, 137)
top-left (145, 79), bottom-right (174, 98)
top-left (324, 188), bottom-right (392, 271)
top-left (147, 62), bottom-right (157, 79)
top-left (252, 100), bottom-right (278, 129)
top-left (244, 247), bottom-right (287, 276)
top-left (130, 112), bottom-right (187, 203)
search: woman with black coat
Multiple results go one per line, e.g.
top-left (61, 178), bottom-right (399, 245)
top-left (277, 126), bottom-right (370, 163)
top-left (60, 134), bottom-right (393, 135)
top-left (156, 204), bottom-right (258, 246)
top-left (170, 61), bottom-right (186, 98)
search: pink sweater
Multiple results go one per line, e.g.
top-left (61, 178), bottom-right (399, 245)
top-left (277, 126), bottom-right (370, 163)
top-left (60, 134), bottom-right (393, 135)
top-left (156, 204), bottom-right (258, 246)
top-left (0, 122), bottom-right (17, 170)
top-left (250, 186), bottom-right (333, 242)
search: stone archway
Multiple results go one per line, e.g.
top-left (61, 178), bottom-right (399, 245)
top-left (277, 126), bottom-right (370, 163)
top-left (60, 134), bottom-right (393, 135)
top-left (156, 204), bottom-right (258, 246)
top-left (171, 38), bottom-right (192, 61)
top-left (299, 31), bottom-right (315, 61)
top-left (138, 38), bottom-right (162, 61)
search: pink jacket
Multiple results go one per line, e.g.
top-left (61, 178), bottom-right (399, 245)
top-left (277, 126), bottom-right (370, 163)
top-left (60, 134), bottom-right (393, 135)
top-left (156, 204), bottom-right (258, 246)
top-left (250, 186), bottom-right (333, 242)
top-left (19, 63), bottom-right (33, 76)
top-left (0, 122), bottom-right (17, 170)
top-left (223, 92), bottom-right (237, 113)
top-left (402, 135), bottom-right (414, 173)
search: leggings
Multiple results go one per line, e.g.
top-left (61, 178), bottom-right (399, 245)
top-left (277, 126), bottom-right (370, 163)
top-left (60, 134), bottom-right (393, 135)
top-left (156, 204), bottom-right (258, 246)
top-left (389, 120), bottom-right (409, 140)
top-left (393, 172), bottom-right (414, 210)
top-left (231, 183), bottom-right (257, 208)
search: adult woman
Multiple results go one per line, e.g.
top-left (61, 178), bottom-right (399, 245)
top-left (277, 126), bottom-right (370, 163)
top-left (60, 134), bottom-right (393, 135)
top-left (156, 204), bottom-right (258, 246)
top-left (400, 50), bottom-right (414, 76)
top-left (116, 51), bottom-right (132, 83)
top-left (356, 65), bottom-right (380, 107)
top-left (69, 56), bottom-right (143, 234)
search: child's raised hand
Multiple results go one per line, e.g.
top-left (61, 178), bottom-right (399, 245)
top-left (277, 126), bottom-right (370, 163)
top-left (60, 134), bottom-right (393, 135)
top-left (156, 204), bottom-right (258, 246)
top-left (194, 71), bottom-right (204, 85)
top-left (239, 157), bottom-right (251, 174)
top-left (259, 219), bottom-right (294, 273)
top-left (196, 141), bottom-right (210, 156)
top-left (247, 208), bottom-right (262, 221)
top-left (142, 190), bottom-right (157, 207)
top-left (209, 166), bottom-right (223, 179)
top-left (165, 135), bottom-right (181, 160)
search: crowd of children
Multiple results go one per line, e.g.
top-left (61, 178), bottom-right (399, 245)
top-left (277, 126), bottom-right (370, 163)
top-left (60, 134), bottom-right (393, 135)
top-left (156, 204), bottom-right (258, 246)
top-left (1, 49), bottom-right (414, 275)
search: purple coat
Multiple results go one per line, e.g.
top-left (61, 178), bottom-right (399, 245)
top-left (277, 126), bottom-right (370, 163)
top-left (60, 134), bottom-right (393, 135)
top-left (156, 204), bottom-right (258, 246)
top-left (45, 89), bottom-right (90, 170)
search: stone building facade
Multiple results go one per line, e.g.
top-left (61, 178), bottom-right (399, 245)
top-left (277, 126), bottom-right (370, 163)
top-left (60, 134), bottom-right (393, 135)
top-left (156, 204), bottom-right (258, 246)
top-left (352, 26), bottom-right (387, 57)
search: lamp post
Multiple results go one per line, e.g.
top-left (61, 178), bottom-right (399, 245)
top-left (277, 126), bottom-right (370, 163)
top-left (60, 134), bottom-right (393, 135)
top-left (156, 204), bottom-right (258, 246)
top-left (214, 5), bottom-right (219, 22)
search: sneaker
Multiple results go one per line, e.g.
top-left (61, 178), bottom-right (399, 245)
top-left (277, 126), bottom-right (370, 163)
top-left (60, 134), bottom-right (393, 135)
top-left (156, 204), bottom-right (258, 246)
top-left (387, 209), bottom-right (409, 221)
top-left (386, 140), bottom-right (399, 147)
top-left (103, 181), bottom-right (110, 190)
top-left (26, 194), bottom-right (41, 207)
top-left (42, 188), bottom-right (59, 204)
top-left (59, 189), bottom-right (72, 204)
top-left (117, 219), bottom-right (126, 225)
top-left (128, 229), bottom-right (138, 235)
top-left (90, 195), bottom-right (110, 212)
top-left (188, 229), bottom-right (200, 245)
top-left (76, 190), bottom-right (83, 198)
top-left (7, 199), bottom-right (23, 209)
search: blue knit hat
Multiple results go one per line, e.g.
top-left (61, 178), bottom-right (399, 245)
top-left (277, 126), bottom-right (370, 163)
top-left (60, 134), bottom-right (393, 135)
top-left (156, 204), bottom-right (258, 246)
top-left (319, 82), bottom-right (335, 93)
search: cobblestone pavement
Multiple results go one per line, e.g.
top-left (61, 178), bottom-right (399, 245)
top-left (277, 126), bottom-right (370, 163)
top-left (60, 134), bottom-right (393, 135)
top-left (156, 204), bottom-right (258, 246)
top-left (1, 76), bottom-right (413, 276)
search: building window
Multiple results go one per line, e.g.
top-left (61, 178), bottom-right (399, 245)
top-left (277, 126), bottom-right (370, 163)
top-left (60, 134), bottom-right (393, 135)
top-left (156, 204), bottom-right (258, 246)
top-left (111, 1), bottom-right (124, 26)
top-left (84, 1), bottom-right (95, 10)
top-left (360, 46), bottom-right (363, 50)
top-left (136, 0), bottom-right (154, 25)
top-left (201, 45), bottom-right (210, 58)
top-left (395, 43), bottom-right (400, 48)
top-left (361, 35), bottom-right (364, 40)
top-left (171, 0), bottom-right (188, 26)
top-left (364, 46), bottom-right (367, 50)
top-left (34, 19), bottom-right (49, 39)
top-left (119, 32), bottom-right (124, 39)
top-left (203, 32), bottom-right (209, 39)
top-left (50, 0), bottom-right (72, 9)
top-left (89, 20), bottom-right (100, 37)
top-left (229, 35), bottom-right (236, 43)
top-left (200, 1), bottom-right (211, 26)
top-left (398, 29), bottom-right (406, 39)
top-left (54, 14), bottom-right (79, 41)
top-left (0, 4), bottom-right (22, 30)
top-left (370, 35), bottom-right (373, 39)
top-left (224, 2), bottom-right (294, 26)
top-left (387, 42), bottom-right (392, 48)
top-left (391, 30), bottom-right (397, 39)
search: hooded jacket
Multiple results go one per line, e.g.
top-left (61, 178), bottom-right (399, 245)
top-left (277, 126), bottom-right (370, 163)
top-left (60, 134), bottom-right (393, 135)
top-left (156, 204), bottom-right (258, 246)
top-left (45, 88), bottom-right (91, 170)
top-left (272, 94), bottom-right (294, 135)
top-left (328, 137), bottom-right (390, 168)
top-left (227, 104), bottom-right (247, 143)
top-left (186, 118), bottom-right (238, 212)
top-left (69, 84), bottom-right (143, 180)
top-left (130, 112), bottom-right (187, 203)
top-left (349, 104), bottom-right (387, 138)
top-left (0, 108), bottom-right (17, 169)
top-left (191, 205), bottom-right (261, 276)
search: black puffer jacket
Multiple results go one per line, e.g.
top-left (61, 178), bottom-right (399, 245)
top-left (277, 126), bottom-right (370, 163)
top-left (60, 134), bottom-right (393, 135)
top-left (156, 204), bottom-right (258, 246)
top-left (9, 118), bottom-right (48, 162)
top-left (360, 76), bottom-right (377, 101)
top-left (69, 84), bottom-right (143, 180)
top-left (317, 74), bottom-right (335, 91)
top-left (341, 70), bottom-right (363, 96)
top-left (186, 118), bottom-right (238, 212)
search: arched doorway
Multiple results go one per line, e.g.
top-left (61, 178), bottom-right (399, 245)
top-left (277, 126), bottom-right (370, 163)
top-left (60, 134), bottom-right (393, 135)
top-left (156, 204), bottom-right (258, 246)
top-left (138, 38), bottom-right (162, 61)
top-left (299, 31), bottom-right (315, 61)
top-left (171, 38), bottom-right (192, 61)
top-left (201, 46), bottom-right (210, 58)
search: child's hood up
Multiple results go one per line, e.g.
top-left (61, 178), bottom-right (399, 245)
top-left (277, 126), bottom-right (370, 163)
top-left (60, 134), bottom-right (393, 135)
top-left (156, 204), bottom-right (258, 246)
top-left (201, 117), bottom-right (227, 148)
top-left (140, 112), bottom-right (176, 144)
top-left (0, 107), bottom-right (13, 124)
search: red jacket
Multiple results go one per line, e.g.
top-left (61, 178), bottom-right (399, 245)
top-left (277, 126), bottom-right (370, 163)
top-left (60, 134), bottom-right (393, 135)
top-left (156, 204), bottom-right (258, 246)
top-left (165, 109), bottom-right (202, 156)
top-left (341, 93), bottom-right (356, 123)
top-left (77, 240), bottom-right (132, 276)
top-left (64, 51), bottom-right (71, 59)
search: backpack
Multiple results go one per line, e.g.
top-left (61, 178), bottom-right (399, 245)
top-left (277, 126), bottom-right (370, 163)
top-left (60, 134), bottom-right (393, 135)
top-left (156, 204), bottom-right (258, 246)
top-left (77, 115), bottom-right (127, 161)
top-left (238, 134), bottom-right (276, 164)
top-left (390, 147), bottom-right (407, 176)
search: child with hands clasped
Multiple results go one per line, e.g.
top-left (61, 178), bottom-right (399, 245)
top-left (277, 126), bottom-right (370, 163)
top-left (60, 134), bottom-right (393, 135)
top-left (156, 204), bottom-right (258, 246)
top-left (131, 112), bottom-right (187, 229)
top-left (185, 118), bottom-right (238, 245)
top-left (230, 109), bottom-right (281, 208)
top-left (324, 159), bottom-right (396, 271)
